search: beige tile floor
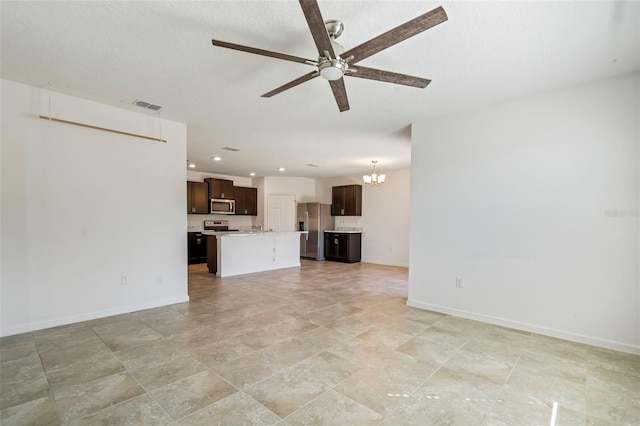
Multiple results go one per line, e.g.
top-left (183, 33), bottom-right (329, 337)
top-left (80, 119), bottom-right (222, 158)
top-left (1, 260), bottom-right (639, 425)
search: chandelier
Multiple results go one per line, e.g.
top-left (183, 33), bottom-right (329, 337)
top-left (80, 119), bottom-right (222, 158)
top-left (363, 160), bottom-right (385, 186)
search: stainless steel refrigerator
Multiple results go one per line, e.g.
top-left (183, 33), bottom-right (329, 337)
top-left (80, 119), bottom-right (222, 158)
top-left (297, 203), bottom-right (334, 260)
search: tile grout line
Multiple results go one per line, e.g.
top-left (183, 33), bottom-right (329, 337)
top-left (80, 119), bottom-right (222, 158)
top-left (63, 325), bottom-right (155, 424)
top-left (3, 332), bottom-right (64, 424)
top-left (482, 350), bottom-right (525, 423)
top-left (240, 345), bottom-right (367, 423)
top-left (33, 330), bottom-right (73, 425)
top-left (164, 366), bottom-right (243, 424)
top-left (106, 334), bottom-right (190, 425)
top-left (233, 343), bottom-right (325, 390)
top-left (383, 335), bottom-right (465, 421)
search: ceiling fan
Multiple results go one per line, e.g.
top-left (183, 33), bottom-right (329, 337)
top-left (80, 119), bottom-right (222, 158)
top-left (211, 0), bottom-right (448, 112)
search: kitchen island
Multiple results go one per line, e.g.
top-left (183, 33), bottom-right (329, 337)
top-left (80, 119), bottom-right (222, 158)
top-left (203, 231), bottom-right (307, 277)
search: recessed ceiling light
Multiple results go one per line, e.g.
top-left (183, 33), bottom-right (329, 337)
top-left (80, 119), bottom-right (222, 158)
top-left (189, 163), bottom-right (196, 168)
top-left (278, 167), bottom-right (285, 172)
top-left (213, 156), bottom-right (221, 161)
top-left (249, 172), bottom-right (256, 177)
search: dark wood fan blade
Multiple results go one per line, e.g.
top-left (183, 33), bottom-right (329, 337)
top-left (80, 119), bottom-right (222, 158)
top-left (346, 65), bottom-right (430, 88)
top-left (299, 0), bottom-right (335, 58)
top-left (341, 6), bottom-right (447, 65)
top-left (261, 71), bottom-right (320, 98)
top-left (212, 39), bottom-right (315, 65)
top-left (329, 78), bottom-right (350, 112)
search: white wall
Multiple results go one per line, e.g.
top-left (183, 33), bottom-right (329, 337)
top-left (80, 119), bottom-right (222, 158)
top-left (186, 170), bottom-right (252, 187)
top-left (259, 176), bottom-right (316, 228)
top-left (1, 80), bottom-right (189, 337)
top-left (317, 169), bottom-right (411, 267)
top-left (409, 72), bottom-right (640, 353)
top-left (315, 176), bottom-right (359, 204)
top-left (186, 170), bottom-right (254, 230)
top-left (265, 176), bottom-right (317, 203)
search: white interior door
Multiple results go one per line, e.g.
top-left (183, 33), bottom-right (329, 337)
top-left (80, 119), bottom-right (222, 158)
top-left (268, 194), bottom-right (296, 232)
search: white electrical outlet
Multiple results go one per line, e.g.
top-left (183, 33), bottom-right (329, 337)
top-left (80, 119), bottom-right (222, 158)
top-left (456, 276), bottom-right (464, 288)
top-left (121, 274), bottom-right (129, 285)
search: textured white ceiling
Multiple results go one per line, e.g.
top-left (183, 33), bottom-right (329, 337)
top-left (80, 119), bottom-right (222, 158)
top-left (2, 1), bottom-right (638, 178)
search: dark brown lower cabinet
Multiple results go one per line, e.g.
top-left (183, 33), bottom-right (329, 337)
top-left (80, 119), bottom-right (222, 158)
top-left (206, 235), bottom-right (217, 274)
top-left (324, 232), bottom-right (361, 263)
top-left (188, 232), bottom-right (207, 264)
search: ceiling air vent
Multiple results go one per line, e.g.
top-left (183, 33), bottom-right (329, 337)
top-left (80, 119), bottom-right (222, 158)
top-left (223, 146), bottom-right (240, 152)
top-left (133, 99), bottom-right (163, 111)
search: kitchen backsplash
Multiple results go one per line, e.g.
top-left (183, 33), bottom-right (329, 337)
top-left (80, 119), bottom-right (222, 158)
top-left (187, 214), bottom-right (362, 232)
top-left (337, 226), bottom-right (364, 232)
top-left (334, 217), bottom-right (362, 229)
top-left (187, 214), bottom-right (254, 231)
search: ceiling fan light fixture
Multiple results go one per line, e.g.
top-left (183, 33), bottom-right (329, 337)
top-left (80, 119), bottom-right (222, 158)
top-left (319, 59), bottom-right (347, 81)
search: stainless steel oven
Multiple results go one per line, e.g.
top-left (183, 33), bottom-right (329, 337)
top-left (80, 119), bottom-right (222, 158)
top-left (210, 198), bottom-right (235, 215)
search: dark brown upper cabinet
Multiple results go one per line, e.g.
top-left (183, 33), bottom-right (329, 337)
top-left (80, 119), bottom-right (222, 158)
top-left (187, 181), bottom-right (209, 214)
top-left (331, 184), bottom-right (362, 216)
top-left (234, 186), bottom-right (258, 216)
top-left (205, 178), bottom-right (234, 199)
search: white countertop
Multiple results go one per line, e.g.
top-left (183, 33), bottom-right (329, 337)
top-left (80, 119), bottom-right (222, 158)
top-left (324, 229), bottom-right (363, 234)
top-left (202, 230), bottom-right (307, 237)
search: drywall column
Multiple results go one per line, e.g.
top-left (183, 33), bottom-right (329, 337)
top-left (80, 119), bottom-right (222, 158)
top-left (408, 73), bottom-right (640, 353)
top-left (1, 80), bottom-right (189, 336)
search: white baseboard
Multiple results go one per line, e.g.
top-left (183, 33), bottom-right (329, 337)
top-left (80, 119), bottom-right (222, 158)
top-left (361, 258), bottom-right (409, 268)
top-left (406, 299), bottom-right (640, 355)
top-left (0, 295), bottom-right (190, 338)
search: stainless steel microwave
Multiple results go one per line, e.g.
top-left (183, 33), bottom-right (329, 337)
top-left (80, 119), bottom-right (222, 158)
top-left (210, 198), bottom-right (235, 215)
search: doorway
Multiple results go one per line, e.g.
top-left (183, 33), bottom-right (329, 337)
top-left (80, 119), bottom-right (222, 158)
top-left (268, 194), bottom-right (296, 232)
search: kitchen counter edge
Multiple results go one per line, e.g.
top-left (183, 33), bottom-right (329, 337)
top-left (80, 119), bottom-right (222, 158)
top-left (202, 230), bottom-right (308, 237)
